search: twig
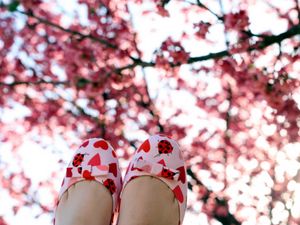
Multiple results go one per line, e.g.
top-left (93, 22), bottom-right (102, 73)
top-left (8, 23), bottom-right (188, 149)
top-left (2, 3), bottom-right (299, 65)
top-left (187, 168), bottom-right (242, 225)
top-left (13, 8), bottom-right (118, 49)
top-left (196, 0), bottom-right (223, 21)
top-left (2, 22), bottom-right (300, 88)
top-left (140, 68), bottom-right (164, 132)
top-left (295, 0), bottom-right (300, 23)
top-left (218, 0), bottom-right (229, 48)
top-left (0, 80), bottom-right (68, 86)
top-left (189, 24), bottom-right (300, 63)
top-left (223, 84), bottom-right (232, 189)
top-left (248, 24), bottom-right (300, 50)
top-left (185, 0), bottom-right (223, 21)
top-left (264, 0), bottom-right (295, 26)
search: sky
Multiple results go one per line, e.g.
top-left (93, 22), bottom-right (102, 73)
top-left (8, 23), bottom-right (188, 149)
top-left (0, 0), bottom-right (299, 225)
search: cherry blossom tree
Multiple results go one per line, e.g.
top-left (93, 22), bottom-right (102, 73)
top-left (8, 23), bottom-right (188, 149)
top-left (0, 0), bottom-right (300, 224)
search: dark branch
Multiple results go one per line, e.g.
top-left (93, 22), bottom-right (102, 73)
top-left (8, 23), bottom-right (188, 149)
top-left (0, 80), bottom-right (68, 86)
top-left (218, 0), bottom-right (230, 48)
top-left (161, 0), bottom-right (171, 8)
top-left (1, 5), bottom-right (299, 87)
top-left (223, 85), bottom-right (232, 189)
top-left (187, 168), bottom-right (241, 225)
top-left (2, 22), bottom-right (299, 88)
top-left (225, 85), bottom-right (232, 134)
top-left (141, 68), bottom-right (164, 133)
top-left (185, 0), bottom-right (223, 21)
top-left (296, 0), bottom-right (300, 23)
top-left (3, 3), bottom-right (299, 66)
top-left (24, 9), bottom-right (117, 49)
top-left (263, 1), bottom-right (295, 26)
top-left (196, 0), bottom-right (223, 20)
top-left (2, 6), bottom-right (118, 49)
top-left (197, 0), bottom-right (223, 21)
top-left (187, 50), bottom-right (229, 63)
top-left (189, 24), bottom-right (300, 63)
top-left (242, 30), bottom-right (270, 38)
top-left (129, 23), bottom-right (300, 67)
top-left (249, 24), bottom-right (300, 50)
top-left (29, 9), bottom-right (300, 65)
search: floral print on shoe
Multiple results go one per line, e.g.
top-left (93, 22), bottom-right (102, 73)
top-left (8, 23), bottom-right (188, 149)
top-left (54, 138), bottom-right (122, 224)
top-left (121, 134), bottom-right (188, 225)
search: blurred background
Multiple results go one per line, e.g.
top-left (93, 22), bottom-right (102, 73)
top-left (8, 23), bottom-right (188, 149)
top-left (0, 0), bottom-right (300, 224)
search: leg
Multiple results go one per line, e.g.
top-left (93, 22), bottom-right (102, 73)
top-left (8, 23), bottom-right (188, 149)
top-left (55, 180), bottom-right (113, 225)
top-left (54, 138), bottom-right (122, 225)
top-left (117, 176), bottom-right (179, 225)
top-left (117, 134), bottom-right (188, 225)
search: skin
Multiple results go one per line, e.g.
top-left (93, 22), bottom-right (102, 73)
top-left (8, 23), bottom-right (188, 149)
top-left (55, 180), bottom-right (113, 225)
top-left (55, 176), bottom-right (179, 225)
top-left (117, 176), bottom-right (179, 225)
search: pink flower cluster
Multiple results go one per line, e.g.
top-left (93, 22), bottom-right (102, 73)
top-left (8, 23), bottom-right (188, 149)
top-left (155, 37), bottom-right (190, 69)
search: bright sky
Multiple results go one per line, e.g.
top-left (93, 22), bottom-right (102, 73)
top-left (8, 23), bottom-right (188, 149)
top-left (0, 0), bottom-right (300, 225)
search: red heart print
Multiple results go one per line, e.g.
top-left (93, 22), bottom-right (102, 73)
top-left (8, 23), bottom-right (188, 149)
top-left (173, 185), bottom-right (184, 203)
top-left (88, 154), bottom-right (101, 166)
top-left (176, 166), bottom-right (186, 183)
top-left (131, 164), bottom-right (143, 171)
top-left (66, 168), bottom-right (72, 177)
top-left (83, 170), bottom-right (95, 180)
top-left (80, 140), bottom-right (89, 148)
top-left (137, 139), bottom-right (150, 153)
top-left (93, 140), bottom-right (109, 150)
top-left (157, 159), bottom-right (166, 166)
top-left (109, 163), bottom-right (118, 177)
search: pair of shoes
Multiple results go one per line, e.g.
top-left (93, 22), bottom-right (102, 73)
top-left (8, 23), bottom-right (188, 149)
top-left (54, 134), bottom-right (188, 225)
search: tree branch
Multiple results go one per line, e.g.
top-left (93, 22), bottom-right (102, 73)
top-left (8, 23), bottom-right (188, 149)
top-left (2, 22), bottom-right (299, 88)
top-left (218, 0), bottom-right (230, 48)
top-left (225, 85), bottom-right (232, 137)
top-left (131, 23), bottom-right (300, 67)
top-left (223, 84), bottom-right (232, 189)
top-left (187, 168), bottom-right (241, 225)
top-left (0, 3), bottom-right (118, 49)
top-left (46, 90), bottom-right (107, 137)
top-left (189, 24), bottom-right (300, 63)
top-left (249, 24), bottom-right (300, 50)
top-left (2, 3), bottom-right (299, 67)
top-left (0, 80), bottom-right (68, 87)
top-left (140, 68), bottom-right (164, 132)
top-left (1, 4), bottom-right (299, 89)
top-left (21, 9), bottom-right (117, 49)
top-left (197, 0), bottom-right (223, 20)
top-left (296, 0), bottom-right (300, 23)
top-left (264, 1), bottom-right (296, 26)
top-left (185, 0), bottom-right (223, 21)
